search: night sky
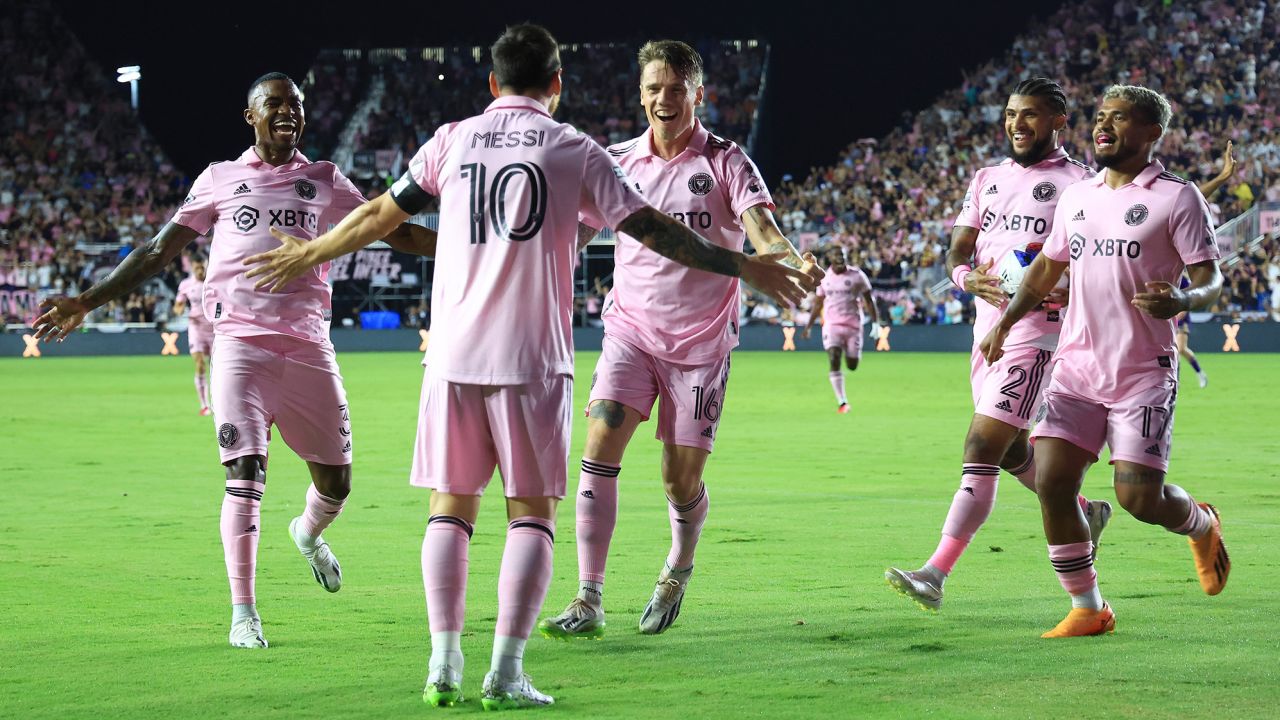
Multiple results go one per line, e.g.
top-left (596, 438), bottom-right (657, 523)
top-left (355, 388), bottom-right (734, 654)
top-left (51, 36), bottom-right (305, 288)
top-left (58, 0), bottom-right (1063, 183)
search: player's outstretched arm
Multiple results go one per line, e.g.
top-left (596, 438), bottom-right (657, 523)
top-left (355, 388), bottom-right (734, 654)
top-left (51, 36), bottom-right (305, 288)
top-left (862, 289), bottom-right (884, 334)
top-left (947, 225), bottom-right (1004, 307)
top-left (742, 204), bottom-right (824, 283)
top-left (1132, 260), bottom-right (1223, 320)
top-left (32, 222), bottom-right (199, 342)
top-left (801, 295), bottom-right (824, 339)
top-left (1196, 141), bottom-right (1236, 199)
top-left (980, 253), bottom-right (1067, 364)
top-left (382, 222), bottom-right (438, 257)
top-left (617, 205), bottom-right (813, 307)
top-left (245, 193), bottom-right (411, 292)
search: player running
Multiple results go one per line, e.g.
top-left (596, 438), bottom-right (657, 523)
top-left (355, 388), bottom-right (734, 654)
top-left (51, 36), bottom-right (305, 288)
top-left (538, 39), bottom-right (821, 641)
top-left (33, 73), bottom-right (436, 650)
top-left (243, 25), bottom-right (813, 709)
top-left (172, 255), bottom-right (213, 415)
top-left (886, 78), bottom-right (1110, 611)
top-left (802, 247), bottom-right (880, 413)
top-left (982, 85), bottom-right (1230, 637)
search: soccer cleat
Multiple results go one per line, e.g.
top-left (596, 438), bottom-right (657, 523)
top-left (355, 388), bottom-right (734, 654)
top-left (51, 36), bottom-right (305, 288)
top-left (837, 403), bottom-right (850, 414)
top-left (480, 671), bottom-right (554, 711)
top-left (199, 407), bottom-right (212, 416)
top-left (289, 516), bottom-right (342, 593)
top-left (1086, 500), bottom-right (1113, 550)
top-left (1197, 372), bottom-right (1209, 389)
top-left (1040, 602), bottom-right (1115, 638)
top-left (423, 665), bottom-right (464, 707)
top-left (884, 567), bottom-right (943, 611)
top-left (538, 598), bottom-right (606, 640)
top-left (1189, 503), bottom-right (1229, 595)
top-left (228, 617), bottom-right (268, 649)
top-left (638, 567), bottom-right (691, 634)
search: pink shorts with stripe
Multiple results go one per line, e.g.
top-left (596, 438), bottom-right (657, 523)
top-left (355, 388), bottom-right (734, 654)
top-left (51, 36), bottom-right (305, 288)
top-left (970, 343), bottom-right (1054, 430)
top-left (187, 323), bottom-right (213, 355)
top-left (410, 369), bottom-right (572, 499)
top-left (588, 334), bottom-right (731, 452)
top-left (822, 323), bottom-right (863, 359)
top-left (209, 334), bottom-right (352, 466)
top-left (1031, 376), bottom-right (1178, 472)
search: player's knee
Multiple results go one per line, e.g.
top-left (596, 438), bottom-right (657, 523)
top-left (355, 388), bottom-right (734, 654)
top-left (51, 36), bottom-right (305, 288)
top-left (224, 455), bottom-right (265, 481)
top-left (998, 440), bottom-right (1030, 471)
top-left (312, 464), bottom-right (352, 500)
top-left (845, 357), bottom-right (859, 371)
top-left (963, 429), bottom-right (1005, 465)
top-left (1115, 486), bottom-right (1161, 523)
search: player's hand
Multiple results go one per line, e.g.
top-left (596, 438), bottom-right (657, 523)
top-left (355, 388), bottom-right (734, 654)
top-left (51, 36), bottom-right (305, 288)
top-left (31, 296), bottom-right (89, 342)
top-left (1214, 140), bottom-right (1237, 182)
top-left (868, 322), bottom-right (884, 339)
top-left (965, 260), bottom-right (1005, 307)
top-left (1043, 281), bottom-right (1070, 310)
top-left (243, 228), bottom-right (315, 292)
top-left (979, 323), bottom-right (1010, 365)
top-left (800, 326), bottom-right (812, 340)
top-left (741, 251), bottom-right (814, 308)
top-left (799, 251), bottom-right (825, 284)
top-left (1131, 280), bottom-right (1187, 319)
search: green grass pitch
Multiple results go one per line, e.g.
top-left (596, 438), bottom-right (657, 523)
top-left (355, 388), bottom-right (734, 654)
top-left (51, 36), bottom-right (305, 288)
top-left (2, 350), bottom-right (1277, 718)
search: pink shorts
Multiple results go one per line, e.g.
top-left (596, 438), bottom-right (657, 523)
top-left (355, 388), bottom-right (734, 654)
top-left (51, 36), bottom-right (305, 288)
top-left (822, 323), bottom-right (863, 359)
top-left (1030, 377), bottom-right (1178, 472)
top-left (210, 334), bottom-right (352, 467)
top-left (188, 323), bottom-right (213, 355)
top-left (410, 369), bottom-right (572, 499)
top-left (970, 344), bottom-right (1054, 430)
top-left (588, 334), bottom-right (731, 452)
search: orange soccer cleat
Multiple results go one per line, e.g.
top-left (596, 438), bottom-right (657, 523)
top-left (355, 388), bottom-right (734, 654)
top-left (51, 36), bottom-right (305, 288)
top-left (1189, 503), bottom-right (1230, 595)
top-left (1041, 603), bottom-right (1115, 638)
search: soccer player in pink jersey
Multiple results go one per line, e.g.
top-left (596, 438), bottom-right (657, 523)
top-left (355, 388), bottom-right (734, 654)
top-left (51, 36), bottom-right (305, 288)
top-left (34, 73), bottom-right (436, 650)
top-left (539, 40), bottom-right (821, 641)
top-left (982, 85), bottom-right (1230, 638)
top-left (172, 255), bottom-right (213, 415)
top-left (242, 26), bottom-right (812, 709)
top-left (885, 78), bottom-right (1111, 612)
top-left (802, 247), bottom-right (880, 413)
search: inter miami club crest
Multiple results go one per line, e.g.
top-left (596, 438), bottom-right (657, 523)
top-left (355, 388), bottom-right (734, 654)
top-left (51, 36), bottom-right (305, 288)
top-left (1032, 181), bottom-right (1057, 202)
top-left (688, 172), bottom-right (714, 196)
top-left (218, 423), bottom-right (239, 449)
top-left (294, 179), bottom-right (318, 200)
top-left (1068, 232), bottom-right (1086, 260)
top-left (232, 205), bottom-right (259, 232)
top-left (1124, 204), bottom-right (1149, 227)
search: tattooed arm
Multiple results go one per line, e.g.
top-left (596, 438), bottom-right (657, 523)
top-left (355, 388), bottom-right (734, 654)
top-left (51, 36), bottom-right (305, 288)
top-left (741, 204), bottom-right (805, 269)
top-left (616, 205), bottom-right (813, 306)
top-left (576, 222), bottom-right (600, 252)
top-left (33, 222), bottom-right (200, 341)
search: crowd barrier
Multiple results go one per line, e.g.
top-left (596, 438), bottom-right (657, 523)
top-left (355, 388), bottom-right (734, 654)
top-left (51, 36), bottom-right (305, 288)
top-left (4, 322), bottom-right (1277, 358)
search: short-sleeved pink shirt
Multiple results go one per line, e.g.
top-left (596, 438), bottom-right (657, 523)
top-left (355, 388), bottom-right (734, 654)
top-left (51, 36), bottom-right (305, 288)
top-left (817, 267), bottom-right (872, 328)
top-left (171, 147), bottom-right (365, 344)
top-left (402, 96), bottom-right (649, 384)
top-left (955, 148), bottom-right (1096, 350)
top-left (1042, 160), bottom-right (1219, 402)
top-left (583, 120), bottom-right (774, 364)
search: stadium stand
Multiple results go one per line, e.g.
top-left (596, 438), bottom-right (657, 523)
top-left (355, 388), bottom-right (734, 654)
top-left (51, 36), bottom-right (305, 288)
top-left (771, 0), bottom-right (1278, 324)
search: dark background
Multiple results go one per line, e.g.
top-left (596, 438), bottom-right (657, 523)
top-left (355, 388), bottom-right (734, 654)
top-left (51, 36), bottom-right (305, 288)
top-left (58, 0), bottom-right (1062, 182)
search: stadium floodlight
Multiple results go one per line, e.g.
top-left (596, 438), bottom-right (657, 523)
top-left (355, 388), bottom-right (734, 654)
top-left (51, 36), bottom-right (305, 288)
top-left (116, 65), bottom-right (141, 110)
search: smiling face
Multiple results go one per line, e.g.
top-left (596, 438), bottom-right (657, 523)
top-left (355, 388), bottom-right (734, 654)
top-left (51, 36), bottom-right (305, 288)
top-left (640, 60), bottom-right (703, 142)
top-left (245, 78), bottom-right (304, 155)
top-left (192, 260), bottom-right (206, 281)
top-left (1004, 94), bottom-right (1065, 167)
top-left (826, 249), bottom-right (847, 273)
top-left (1093, 96), bottom-right (1161, 169)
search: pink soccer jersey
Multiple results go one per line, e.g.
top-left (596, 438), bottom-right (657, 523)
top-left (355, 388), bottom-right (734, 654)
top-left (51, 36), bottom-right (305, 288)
top-left (817, 267), bottom-right (872, 328)
top-left (398, 96), bottom-right (649, 384)
top-left (1042, 160), bottom-right (1219, 402)
top-left (175, 275), bottom-right (211, 329)
top-left (582, 120), bottom-right (774, 365)
top-left (171, 147), bottom-right (365, 344)
top-left (955, 147), bottom-right (1095, 350)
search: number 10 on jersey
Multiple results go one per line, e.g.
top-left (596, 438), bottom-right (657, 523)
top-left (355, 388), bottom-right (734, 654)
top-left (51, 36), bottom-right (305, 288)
top-left (460, 161), bottom-right (549, 244)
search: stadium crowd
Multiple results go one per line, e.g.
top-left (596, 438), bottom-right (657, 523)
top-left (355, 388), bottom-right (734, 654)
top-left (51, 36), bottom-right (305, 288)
top-left (770, 0), bottom-right (1279, 325)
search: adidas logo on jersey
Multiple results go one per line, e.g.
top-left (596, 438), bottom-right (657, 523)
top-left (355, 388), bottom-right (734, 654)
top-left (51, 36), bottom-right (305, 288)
top-left (1144, 444), bottom-right (1162, 456)
top-left (995, 399), bottom-right (1013, 412)
top-left (233, 183), bottom-right (251, 195)
top-left (1072, 209), bottom-right (1085, 221)
top-left (701, 425), bottom-right (715, 439)
top-left (985, 185), bottom-right (999, 196)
